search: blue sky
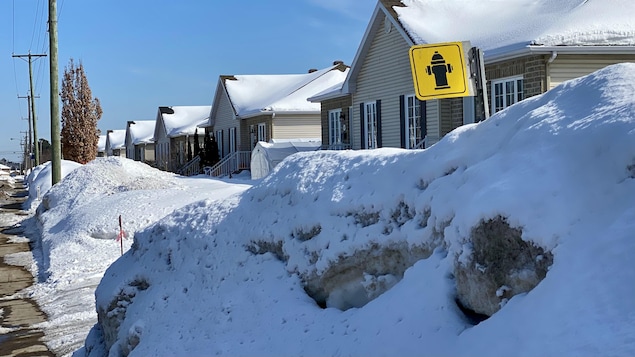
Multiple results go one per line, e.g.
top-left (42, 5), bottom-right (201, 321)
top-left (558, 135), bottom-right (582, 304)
top-left (1, 0), bottom-right (376, 163)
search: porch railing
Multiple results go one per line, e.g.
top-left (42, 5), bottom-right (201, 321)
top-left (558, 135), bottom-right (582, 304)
top-left (321, 143), bottom-right (351, 150)
top-left (203, 151), bottom-right (251, 177)
top-left (177, 155), bottom-right (201, 176)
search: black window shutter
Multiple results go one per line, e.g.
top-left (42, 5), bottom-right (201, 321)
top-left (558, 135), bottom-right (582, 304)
top-left (420, 100), bottom-right (427, 139)
top-left (399, 95), bottom-right (406, 148)
top-left (360, 102), bottom-right (365, 149)
top-left (376, 100), bottom-right (382, 148)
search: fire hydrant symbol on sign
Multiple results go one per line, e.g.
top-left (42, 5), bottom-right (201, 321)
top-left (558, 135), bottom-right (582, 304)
top-left (426, 51), bottom-right (453, 90)
top-left (409, 41), bottom-right (473, 100)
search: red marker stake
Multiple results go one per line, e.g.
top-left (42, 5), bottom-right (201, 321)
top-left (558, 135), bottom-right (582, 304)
top-left (117, 215), bottom-right (124, 256)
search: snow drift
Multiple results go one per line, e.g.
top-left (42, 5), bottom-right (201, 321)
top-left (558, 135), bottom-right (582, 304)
top-left (82, 64), bottom-right (635, 356)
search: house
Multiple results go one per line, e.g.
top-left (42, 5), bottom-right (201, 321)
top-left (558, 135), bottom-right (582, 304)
top-left (125, 120), bottom-right (156, 164)
top-left (105, 129), bottom-right (126, 157)
top-left (204, 62), bottom-right (349, 176)
top-left (153, 105), bottom-right (210, 172)
top-left (97, 135), bottom-right (106, 157)
top-left (312, 0), bottom-right (635, 150)
top-left (0, 163), bottom-right (10, 176)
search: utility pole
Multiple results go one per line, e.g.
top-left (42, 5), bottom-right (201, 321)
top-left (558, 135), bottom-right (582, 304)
top-left (13, 52), bottom-right (46, 166)
top-left (18, 95), bottom-right (40, 170)
top-left (49, 0), bottom-right (61, 185)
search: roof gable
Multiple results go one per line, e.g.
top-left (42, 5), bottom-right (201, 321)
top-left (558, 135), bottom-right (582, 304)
top-left (343, 1), bottom-right (413, 93)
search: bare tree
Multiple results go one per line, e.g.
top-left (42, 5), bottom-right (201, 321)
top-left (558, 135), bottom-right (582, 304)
top-left (60, 58), bottom-right (103, 163)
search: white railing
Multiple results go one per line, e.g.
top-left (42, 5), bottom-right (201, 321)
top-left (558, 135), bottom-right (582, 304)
top-left (204, 151), bottom-right (251, 177)
top-left (177, 155), bottom-right (201, 176)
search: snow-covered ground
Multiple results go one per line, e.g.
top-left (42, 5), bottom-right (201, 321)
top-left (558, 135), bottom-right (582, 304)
top-left (18, 63), bottom-right (635, 356)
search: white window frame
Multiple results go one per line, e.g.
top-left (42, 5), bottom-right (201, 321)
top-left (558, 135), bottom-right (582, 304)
top-left (364, 102), bottom-right (377, 149)
top-left (328, 109), bottom-right (342, 148)
top-left (229, 127), bottom-right (236, 153)
top-left (257, 123), bottom-right (266, 143)
top-left (491, 76), bottom-right (524, 113)
top-left (216, 130), bottom-right (223, 158)
top-left (404, 94), bottom-right (423, 149)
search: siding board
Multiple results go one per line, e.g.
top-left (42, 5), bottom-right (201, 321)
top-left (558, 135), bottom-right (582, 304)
top-left (550, 55), bottom-right (635, 89)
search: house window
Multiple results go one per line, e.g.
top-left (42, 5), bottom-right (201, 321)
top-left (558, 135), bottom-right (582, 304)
top-left (257, 123), bottom-right (266, 143)
top-left (364, 102), bottom-right (378, 149)
top-left (229, 127), bottom-right (236, 153)
top-left (216, 130), bottom-right (223, 158)
top-left (178, 141), bottom-right (184, 165)
top-left (329, 109), bottom-right (343, 149)
top-left (405, 95), bottom-right (423, 149)
top-left (491, 76), bottom-right (524, 113)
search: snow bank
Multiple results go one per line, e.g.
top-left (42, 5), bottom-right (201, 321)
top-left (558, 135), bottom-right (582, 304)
top-left (84, 63), bottom-right (635, 356)
top-left (25, 157), bottom-right (251, 355)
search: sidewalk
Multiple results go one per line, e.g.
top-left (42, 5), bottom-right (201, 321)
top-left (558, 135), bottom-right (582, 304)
top-left (0, 179), bottom-right (54, 357)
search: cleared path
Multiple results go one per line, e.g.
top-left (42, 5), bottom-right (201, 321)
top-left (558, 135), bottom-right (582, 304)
top-left (0, 180), bottom-right (54, 357)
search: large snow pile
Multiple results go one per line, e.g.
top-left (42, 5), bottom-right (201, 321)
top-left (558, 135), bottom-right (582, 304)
top-left (22, 157), bottom-right (252, 356)
top-left (83, 64), bottom-right (635, 356)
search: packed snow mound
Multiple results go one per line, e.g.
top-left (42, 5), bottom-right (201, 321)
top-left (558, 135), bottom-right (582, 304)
top-left (23, 160), bottom-right (83, 211)
top-left (26, 157), bottom-right (251, 354)
top-left (32, 158), bottom-right (179, 277)
top-left (89, 63), bottom-right (635, 356)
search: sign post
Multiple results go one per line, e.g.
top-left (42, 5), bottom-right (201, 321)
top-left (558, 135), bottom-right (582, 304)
top-left (409, 41), bottom-right (475, 101)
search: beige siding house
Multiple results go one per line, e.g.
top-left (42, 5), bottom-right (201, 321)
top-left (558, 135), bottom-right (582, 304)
top-left (204, 62), bottom-right (349, 176)
top-left (316, 0), bottom-right (635, 151)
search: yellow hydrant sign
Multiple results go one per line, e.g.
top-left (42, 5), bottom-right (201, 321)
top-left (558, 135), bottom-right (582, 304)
top-left (409, 41), bottom-right (474, 100)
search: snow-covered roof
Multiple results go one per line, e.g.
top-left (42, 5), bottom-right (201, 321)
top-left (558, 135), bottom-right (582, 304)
top-left (158, 106), bottom-right (210, 138)
top-left (392, 0), bottom-right (635, 58)
top-left (97, 135), bottom-right (107, 152)
top-left (307, 81), bottom-right (349, 102)
top-left (106, 130), bottom-right (126, 150)
top-left (127, 120), bottom-right (156, 145)
top-left (224, 64), bottom-right (350, 118)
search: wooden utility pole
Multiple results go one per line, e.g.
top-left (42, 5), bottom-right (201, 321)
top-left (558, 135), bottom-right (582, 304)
top-left (17, 95), bottom-right (40, 170)
top-left (49, 0), bottom-right (61, 185)
top-left (13, 53), bottom-right (46, 166)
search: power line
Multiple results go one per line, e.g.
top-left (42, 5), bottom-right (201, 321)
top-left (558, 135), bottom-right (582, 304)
top-left (29, 0), bottom-right (42, 51)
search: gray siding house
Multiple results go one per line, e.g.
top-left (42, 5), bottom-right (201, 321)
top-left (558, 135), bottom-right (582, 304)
top-left (153, 106), bottom-right (210, 172)
top-left (125, 120), bottom-right (156, 165)
top-left (314, 0), bottom-right (635, 150)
